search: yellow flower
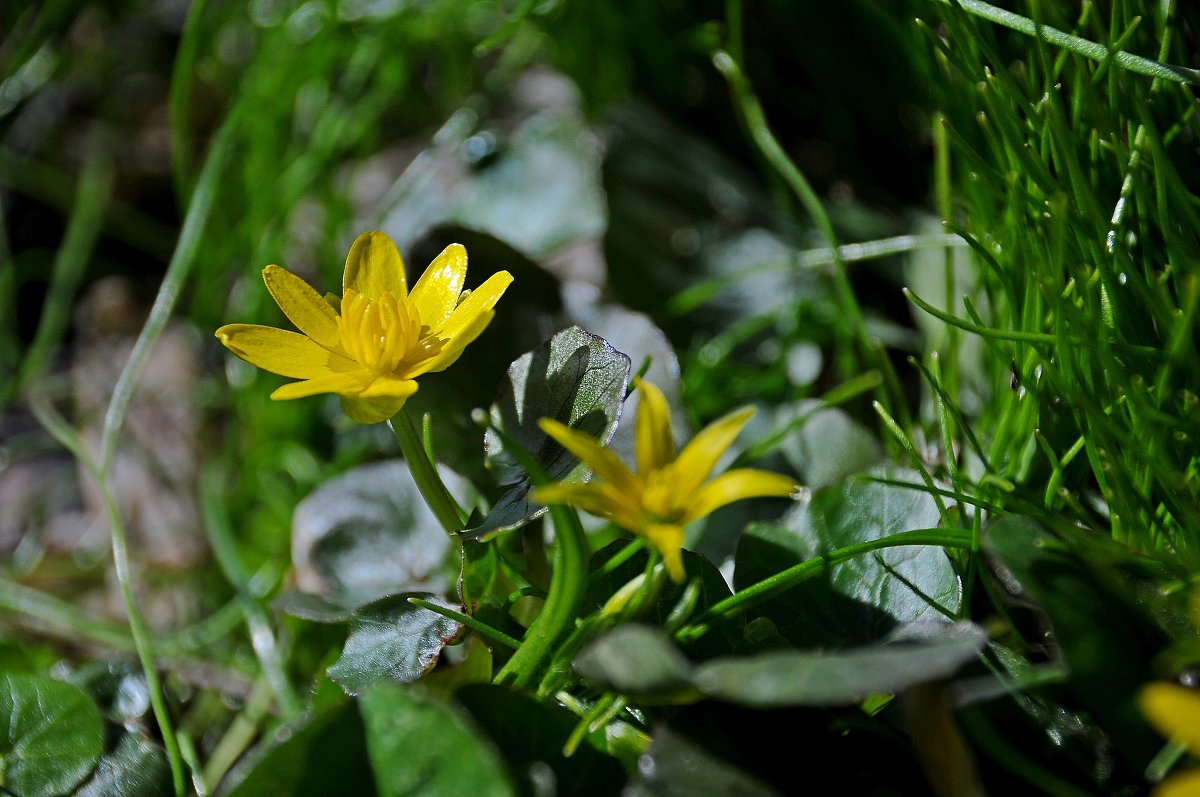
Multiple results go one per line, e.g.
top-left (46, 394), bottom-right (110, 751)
top-left (216, 231), bottom-right (512, 424)
top-left (532, 381), bottom-right (797, 582)
top-left (1140, 682), bottom-right (1200, 797)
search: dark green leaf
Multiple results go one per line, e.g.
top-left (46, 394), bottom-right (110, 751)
top-left (291, 461), bottom-right (460, 607)
top-left (327, 593), bottom-right (464, 696)
top-left (573, 625), bottom-right (696, 701)
top-left (694, 620), bottom-right (986, 707)
top-left (775, 402), bottom-right (882, 490)
top-left (74, 734), bottom-right (170, 797)
top-left (0, 672), bottom-right (104, 797)
top-left (69, 662), bottom-right (149, 725)
top-left (381, 111), bottom-right (605, 260)
top-left (455, 685), bottom-right (626, 796)
top-left (735, 466), bottom-right (958, 646)
top-left (274, 591), bottom-right (355, 623)
top-left (576, 621), bottom-right (984, 708)
top-left (466, 326), bottom-right (631, 538)
top-left (359, 684), bottom-right (514, 797)
top-left (223, 700), bottom-right (375, 797)
top-left (985, 517), bottom-right (1165, 767)
top-left (626, 725), bottom-right (781, 797)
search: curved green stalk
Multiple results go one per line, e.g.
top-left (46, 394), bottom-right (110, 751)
top-left (100, 110), bottom-right (238, 473)
top-left (494, 504), bottom-right (590, 689)
top-left (29, 391), bottom-right (188, 796)
top-left (390, 408), bottom-right (466, 534)
top-left (677, 528), bottom-right (973, 643)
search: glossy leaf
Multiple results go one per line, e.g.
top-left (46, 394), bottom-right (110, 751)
top-left (291, 460), bottom-right (460, 607)
top-left (0, 672), bottom-right (104, 797)
top-left (223, 701), bottom-right (375, 797)
top-left (74, 734), bottom-right (171, 797)
top-left (574, 625), bottom-right (696, 701)
top-left (455, 685), bottom-right (626, 796)
top-left (577, 621), bottom-right (984, 708)
top-left (327, 593), bottom-right (464, 695)
top-left (735, 466), bottom-right (958, 646)
top-left (774, 402), bottom-right (882, 490)
top-left (360, 684), bottom-right (514, 797)
top-left (626, 725), bottom-right (781, 797)
top-left (694, 620), bottom-right (986, 707)
top-left (466, 326), bottom-right (631, 538)
top-left (985, 517), bottom-right (1165, 767)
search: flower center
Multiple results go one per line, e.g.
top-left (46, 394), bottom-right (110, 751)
top-left (640, 466), bottom-right (686, 525)
top-left (337, 288), bottom-right (445, 375)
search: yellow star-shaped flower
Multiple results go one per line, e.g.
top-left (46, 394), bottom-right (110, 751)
top-left (216, 231), bottom-right (512, 424)
top-left (532, 381), bottom-right (798, 582)
top-left (1141, 682), bottom-right (1200, 797)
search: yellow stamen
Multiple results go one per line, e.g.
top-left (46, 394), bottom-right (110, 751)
top-left (337, 288), bottom-right (444, 375)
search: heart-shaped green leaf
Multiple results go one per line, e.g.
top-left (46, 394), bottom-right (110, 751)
top-left (0, 672), bottom-right (104, 797)
top-left (291, 461), bottom-right (462, 608)
top-left (327, 593), bottom-right (464, 695)
top-left (735, 466), bottom-right (958, 645)
top-left (576, 621), bottom-right (985, 708)
top-left (694, 620), bottom-right (986, 706)
top-left (74, 734), bottom-right (171, 797)
top-left (465, 326), bottom-right (631, 538)
top-left (360, 684), bottom-right (514, 797)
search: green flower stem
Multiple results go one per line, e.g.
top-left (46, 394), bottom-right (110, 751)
top-left (478, 416), bottom-right (591, 689)
top-left (495, 504), bottom-right (590, 689)
top-left (676, 529), bottom-right (973, 643)
top-left (406, 597), bottom-right (522, 650)
top-left (201, 675), bottom-right (273, 791)
top-left (390, 408), bottom-right (466, 535)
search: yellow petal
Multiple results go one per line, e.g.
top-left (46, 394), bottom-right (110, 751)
top-left (216, 324), bottom-right (356, 379)
top-left (359, 375), bottom-right (420, 401)
top-left (1141, 683), bottom-right (1200, 754)
top-left (643, 523), bottom-right (686, 583)
top-left (673, 405), bottom-right (756, 499)
top-left (413, 309), bottom-right (493, 376)
top-left (682, 468), bottom-right (798, 525)
top-left (408, 244), bottom-right (467, 332)
top-left (340, 392), bottom-right (413, 424)
top-left (439, 270), bottom-right (514, 340)
top-left (270, 369), bottom-right (373, 400)
top-left (262, 265), bottom-right (341, 350)
top-left (1156, 769), bottom-right (1200, 797)
top-left (635, 380), bottom-right (675, 475)
top-left (538, 419), bottom-right (639, 494)
top-left (343, 230), bottom-right (406, 300)
top-left (532, 482), bottom-right (642, 530)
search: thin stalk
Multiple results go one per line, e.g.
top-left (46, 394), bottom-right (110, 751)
top-left (29, 388), bottom-right (187, 794)
top-left (168, 0), bottom-right (207, 201)
top-left (389, 408), bottom-right (466, 534)
top-left (495, 504), bottom-right (590, 689)
top-left (407, 597), bottom-right (521, 650)
top-left (936, 0), bottom-right (1199, 85)
top-left (100, 111), bottom-right (238, 473)
top-left (199, 465), bottom-right (301, 718)
top-left (11, 148), bottom-right (111, 402)
top-left (711, 50), bottom-right (869, 361)
top-left (678, 529), bottom-right (973, 641)
top-left (0, 575), bottom-right (134, 651)
top-left (201, 676), bottom-right (273, 790)
top-left (482, 419), bottom-right (591, 689)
